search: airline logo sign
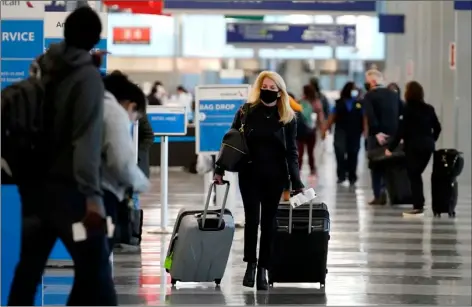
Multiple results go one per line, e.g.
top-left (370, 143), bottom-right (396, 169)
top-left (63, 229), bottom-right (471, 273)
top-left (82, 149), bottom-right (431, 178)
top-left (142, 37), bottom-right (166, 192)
top-left (1, 20), bottom-right (44, 59)
top-left (0, 0), bottom-right (44, 19)
top-left (113, 27), bottom-right (151, 45)
top-left (45, 12), bottom-right (108, 38)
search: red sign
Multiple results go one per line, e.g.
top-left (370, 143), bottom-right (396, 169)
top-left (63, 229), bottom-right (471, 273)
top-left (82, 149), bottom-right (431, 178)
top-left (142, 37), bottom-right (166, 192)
top-left (103, 1), bottom-right (166, 15)
top-left (113, 27), bottom-right (151, 44)
top-left (449, 42), bottom-right (456, 70)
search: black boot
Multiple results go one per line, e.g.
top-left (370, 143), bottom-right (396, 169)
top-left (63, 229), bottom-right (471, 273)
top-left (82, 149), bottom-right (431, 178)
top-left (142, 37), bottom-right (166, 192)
top-left (256, 267), bottom-right (269, 290)
top-left (242, 262), bottom-right (257, 288)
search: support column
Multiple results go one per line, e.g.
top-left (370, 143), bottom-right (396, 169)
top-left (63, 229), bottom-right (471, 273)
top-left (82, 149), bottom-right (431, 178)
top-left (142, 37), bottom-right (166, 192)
top-left (454, 10), bottom-right (472, 184)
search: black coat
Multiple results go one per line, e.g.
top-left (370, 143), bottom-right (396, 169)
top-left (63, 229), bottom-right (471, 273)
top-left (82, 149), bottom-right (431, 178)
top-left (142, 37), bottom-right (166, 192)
top-left (137, 116), bottom-right (154, 178)
top-left (216, 105), bottom-right (304, 190)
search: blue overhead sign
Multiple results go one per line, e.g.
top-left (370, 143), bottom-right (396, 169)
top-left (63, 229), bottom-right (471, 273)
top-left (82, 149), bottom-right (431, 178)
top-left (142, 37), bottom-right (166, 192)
top-left (226, 23), bottom-right (356, 46)
top-left (164, 0), bottom-right (377, 12)
top-left (148, 106), bottom-right (188, 136)
top-left (1, 20), bottom-right (44, 59)
top-left (454, 1), bottom-right (472, 10)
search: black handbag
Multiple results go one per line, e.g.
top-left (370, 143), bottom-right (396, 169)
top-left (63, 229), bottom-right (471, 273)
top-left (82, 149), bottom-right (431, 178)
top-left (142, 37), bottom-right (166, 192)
top-left (216, 104), bottom-right (250, 172)
top-left (367, 143), bottom-right (405, 169)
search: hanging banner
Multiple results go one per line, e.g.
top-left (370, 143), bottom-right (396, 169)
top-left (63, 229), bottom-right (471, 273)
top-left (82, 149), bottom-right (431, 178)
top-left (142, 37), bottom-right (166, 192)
top-left (226, 23), bottom-right (356, 46)
top-left (164, 0), bottom-right (377, 14)
top-left (0, 1), bottom-right (45, 89)
top-left (44, 11), bottom-right (109, 73)
top-left (195, 85), bottom-right (250, 154)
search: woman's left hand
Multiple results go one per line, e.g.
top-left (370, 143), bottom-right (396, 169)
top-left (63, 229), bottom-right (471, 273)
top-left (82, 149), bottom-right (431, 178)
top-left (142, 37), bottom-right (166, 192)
top-left (385, 149), bottom-right (393, 157)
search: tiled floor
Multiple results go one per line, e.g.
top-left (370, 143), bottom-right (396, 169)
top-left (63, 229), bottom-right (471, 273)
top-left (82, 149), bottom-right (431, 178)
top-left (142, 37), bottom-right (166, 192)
top-left (43, 146), bottom-right (472, 305)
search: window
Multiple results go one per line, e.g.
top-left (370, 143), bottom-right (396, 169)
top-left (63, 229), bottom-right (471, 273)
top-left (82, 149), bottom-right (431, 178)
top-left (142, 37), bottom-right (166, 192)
top-left (107, 13), bottom-right (175, 57)
top-left (335, 15), bottom-right (385, 60)
top-left (182, 15), bottom-right (254, 58)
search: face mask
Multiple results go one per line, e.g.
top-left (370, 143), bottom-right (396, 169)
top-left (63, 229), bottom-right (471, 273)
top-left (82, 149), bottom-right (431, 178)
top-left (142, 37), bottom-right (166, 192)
top-left (364, 82), bottom-right (371, 91)
top-left (351, 90), bottom-right (359, 98)
top-left (260, 89), bottom-right (279, 104)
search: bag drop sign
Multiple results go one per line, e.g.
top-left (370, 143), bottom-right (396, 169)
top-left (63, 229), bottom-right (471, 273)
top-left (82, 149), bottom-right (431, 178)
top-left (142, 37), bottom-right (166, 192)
top-left (199, 103), bottom-right (236, 111)
top-left (2, 32), bottom-right (35, 42)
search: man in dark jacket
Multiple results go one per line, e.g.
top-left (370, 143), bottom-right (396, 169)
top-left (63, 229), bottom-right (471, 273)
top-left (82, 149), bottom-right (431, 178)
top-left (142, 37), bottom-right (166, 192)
top-left (8, 7), bottom-right (117, 306)
top-left (138, 115), bottom-right (154, 177)
top-left (363, 69), bottom-right (402, 205)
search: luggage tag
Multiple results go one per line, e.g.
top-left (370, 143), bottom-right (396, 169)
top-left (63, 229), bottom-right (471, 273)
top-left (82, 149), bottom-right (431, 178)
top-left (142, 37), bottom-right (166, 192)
top-left (289, 188), bottom-right (317, 208)
top-left (164, 253), bottom-right (173, 270)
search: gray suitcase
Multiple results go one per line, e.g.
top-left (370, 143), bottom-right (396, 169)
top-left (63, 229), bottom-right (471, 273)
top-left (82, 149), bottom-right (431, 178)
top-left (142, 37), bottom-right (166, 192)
top-left (165, 180), bottom-right (235, 286)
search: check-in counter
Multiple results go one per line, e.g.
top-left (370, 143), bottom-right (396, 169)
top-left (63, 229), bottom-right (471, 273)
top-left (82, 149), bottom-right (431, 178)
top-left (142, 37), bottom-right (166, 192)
top-left (149, 124), bottom-right (196, 167)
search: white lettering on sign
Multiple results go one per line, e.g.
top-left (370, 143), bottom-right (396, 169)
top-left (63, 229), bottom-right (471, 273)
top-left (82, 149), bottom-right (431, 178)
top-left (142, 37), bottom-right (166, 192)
top-left (1, 31), bottom-right (35, 42)
top-left (215, 104), bottom-right (236, 111)
top-left (200, 104), bottom-right (214, 111)
top-left (150, 115), bottom-right (178, 122)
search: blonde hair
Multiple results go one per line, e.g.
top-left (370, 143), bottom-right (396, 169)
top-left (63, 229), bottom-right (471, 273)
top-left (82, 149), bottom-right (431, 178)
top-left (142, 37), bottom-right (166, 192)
top-left (247, 70), bottom-right (295, 124)
top-left (365, 69), bottom-right (384, 84)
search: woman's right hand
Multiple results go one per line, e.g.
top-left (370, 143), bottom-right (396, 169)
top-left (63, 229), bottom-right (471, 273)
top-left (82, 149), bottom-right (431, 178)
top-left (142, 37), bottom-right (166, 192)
top-left (213, 173), bottom-right (223, 184)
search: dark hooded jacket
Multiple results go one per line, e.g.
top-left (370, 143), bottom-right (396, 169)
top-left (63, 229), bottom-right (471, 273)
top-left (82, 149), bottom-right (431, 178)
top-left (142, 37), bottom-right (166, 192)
top-left (38, 42), bottom-right (104, 205)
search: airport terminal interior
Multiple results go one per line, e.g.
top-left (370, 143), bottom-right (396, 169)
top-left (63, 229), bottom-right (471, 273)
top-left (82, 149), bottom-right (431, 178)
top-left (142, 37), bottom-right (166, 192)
top-left (1, 0), bottom-right (472, 306)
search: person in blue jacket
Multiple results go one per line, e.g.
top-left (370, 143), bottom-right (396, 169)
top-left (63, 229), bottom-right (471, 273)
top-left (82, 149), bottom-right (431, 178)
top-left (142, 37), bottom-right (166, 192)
top-left (322, 82), bottom-right (367, 187)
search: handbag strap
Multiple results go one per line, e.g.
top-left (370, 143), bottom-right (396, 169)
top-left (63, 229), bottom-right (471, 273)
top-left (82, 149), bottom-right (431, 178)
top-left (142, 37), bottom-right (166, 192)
top-left (239, 103), bottom-right (250, 132)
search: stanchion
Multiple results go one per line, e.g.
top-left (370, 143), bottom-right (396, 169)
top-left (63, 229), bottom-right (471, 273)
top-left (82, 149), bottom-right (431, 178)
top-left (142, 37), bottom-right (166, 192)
top-left (149, 136), bottom-right (171, 234)
top-left (146, 105), bottom-right (187, 235)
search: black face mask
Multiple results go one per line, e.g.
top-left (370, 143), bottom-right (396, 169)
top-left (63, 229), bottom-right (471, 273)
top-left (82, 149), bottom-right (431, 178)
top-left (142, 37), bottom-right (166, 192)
top-left (364, 82), bottom-right (371, 91)
top-left (260, 89), bottom-right (279, 104)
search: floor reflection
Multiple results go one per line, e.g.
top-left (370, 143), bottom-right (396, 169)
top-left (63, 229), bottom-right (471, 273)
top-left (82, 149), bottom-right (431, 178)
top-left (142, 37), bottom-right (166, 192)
top-left (42, 148), bottom-right (472, 305)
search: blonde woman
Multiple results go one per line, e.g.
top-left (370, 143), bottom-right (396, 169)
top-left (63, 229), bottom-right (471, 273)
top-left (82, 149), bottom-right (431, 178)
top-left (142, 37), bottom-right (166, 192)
top-left (214, 71), bottom-right (304, 290)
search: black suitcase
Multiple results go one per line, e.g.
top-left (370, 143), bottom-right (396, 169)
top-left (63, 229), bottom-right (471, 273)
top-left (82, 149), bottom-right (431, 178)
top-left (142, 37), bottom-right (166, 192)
top-left (384, 165), bottom-right (413, 205)
top-left (431, 175), bottom-right (458, 217)
top-left (431, 149), bottom-right (463, 218)
top-left (269, 202), bottom-right (330, 289)
top-left (433, 149), bottom-right (464, 178)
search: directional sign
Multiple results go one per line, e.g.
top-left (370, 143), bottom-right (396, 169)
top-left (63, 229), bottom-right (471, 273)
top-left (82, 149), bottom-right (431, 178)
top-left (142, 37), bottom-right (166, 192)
top-left (164, 0), bottom-right (377, 13)
top-left (147, 105), bottom-right (188, 136)
top-left (195, 85), bottom-right (250, 154)
top-left (226, 23), bottom-right (356, 46)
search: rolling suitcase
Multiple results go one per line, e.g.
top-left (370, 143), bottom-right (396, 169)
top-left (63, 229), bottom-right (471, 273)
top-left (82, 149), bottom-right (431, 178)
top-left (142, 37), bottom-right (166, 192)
top-left (384, 166), bottom-right (413, 205)
top-left (431, 149), bottom-right (463, 217)
top-left (431, 175), bottom-right (458, 217)
top-left (165, 180), bottom-right (235, 286)
top-left (269, 202), bottom-right (330, 289)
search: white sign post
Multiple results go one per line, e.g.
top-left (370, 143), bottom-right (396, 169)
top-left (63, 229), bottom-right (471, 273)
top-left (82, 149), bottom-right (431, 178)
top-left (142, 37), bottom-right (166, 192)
top-left (147, 106), bottom-right (188, 234)
top-left (195, 85), bottom-right (250, 222)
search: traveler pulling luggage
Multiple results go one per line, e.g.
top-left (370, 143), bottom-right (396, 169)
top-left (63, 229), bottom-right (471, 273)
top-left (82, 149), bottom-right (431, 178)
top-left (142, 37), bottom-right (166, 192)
top-left (165, 180), bottom-right (235, 286)
top-left (431, 149), bottom-right (464, 217)
top-left (269, 201), bottom-right (330, 289)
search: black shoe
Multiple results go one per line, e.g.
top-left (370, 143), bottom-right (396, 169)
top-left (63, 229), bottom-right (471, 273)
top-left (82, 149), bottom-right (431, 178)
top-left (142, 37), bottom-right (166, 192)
top-left (337, 178), bottom-right (345, 184)
top-left (242, 263), bottom-right (257, 288)
top-left (256, 267), bottom-right (269, 290)
top-left (379, 192), bottom-right (387, 205)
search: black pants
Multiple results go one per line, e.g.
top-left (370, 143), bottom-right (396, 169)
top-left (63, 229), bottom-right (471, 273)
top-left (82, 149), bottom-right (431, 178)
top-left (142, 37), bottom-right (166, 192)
top-left (334, 132), bottom-right (361, 183)
top-left (239, 171), bottom-right (285, 269)
top-left (405, 148), bottom-right (433, 210)
top-left (8, 183), bottom-right (117, 306)
top-left (103, 189), bottom-right (119, 252)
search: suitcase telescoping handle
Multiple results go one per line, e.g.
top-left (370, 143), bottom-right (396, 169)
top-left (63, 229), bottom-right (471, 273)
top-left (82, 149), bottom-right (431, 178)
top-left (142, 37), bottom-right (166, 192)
top-left (201, 180), bottom-right (230, 228)
top-left (288, 200), bottom-right (313, 234)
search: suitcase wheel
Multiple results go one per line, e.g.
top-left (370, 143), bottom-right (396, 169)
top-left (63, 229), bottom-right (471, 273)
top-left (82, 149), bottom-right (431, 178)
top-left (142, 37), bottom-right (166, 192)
top-left (171, 278), bottom-right (178, 286)
top-left (448, 211), bottom-right (456, 218)
top-left (214, 279), bottom-right (221, 286)
top-left (269, 282), bottom-right (274, 287)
